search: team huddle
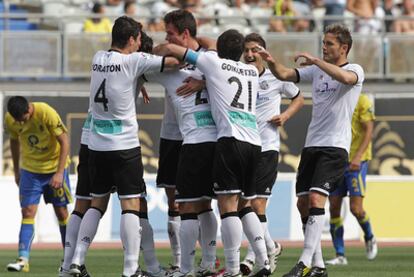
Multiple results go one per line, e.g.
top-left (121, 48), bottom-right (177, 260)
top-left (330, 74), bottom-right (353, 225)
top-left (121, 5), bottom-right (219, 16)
top-left (5, 8), bottom-right (378, 277)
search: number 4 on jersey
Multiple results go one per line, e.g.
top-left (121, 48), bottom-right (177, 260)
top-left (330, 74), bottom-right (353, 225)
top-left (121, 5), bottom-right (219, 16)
top-left (94, 79), bottom-right (109, 111)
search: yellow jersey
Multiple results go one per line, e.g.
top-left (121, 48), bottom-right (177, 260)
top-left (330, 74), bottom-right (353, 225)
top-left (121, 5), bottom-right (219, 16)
top-left (349, 94), bottom-right (375, 162)
top-left (5, 102), bottom-right (70, 174)
top-left (83, 18), bottom-right (112, 33)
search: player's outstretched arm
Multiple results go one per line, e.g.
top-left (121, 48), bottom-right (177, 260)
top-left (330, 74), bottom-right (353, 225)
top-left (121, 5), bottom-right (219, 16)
top-left (161, 56), bottom-right (181, 71)
top-left (153, 43), bottom-right (188, 61)
top-left (197, 36), bottom-right (216, 50)
top-left (257, 46), bottom-right (298, 82)
top-left (295, 52), bottom-right (358, 85)
top-left (10, 138), bottom-right (20, 186)
top-left (50, 132), bottom-right (69, 189)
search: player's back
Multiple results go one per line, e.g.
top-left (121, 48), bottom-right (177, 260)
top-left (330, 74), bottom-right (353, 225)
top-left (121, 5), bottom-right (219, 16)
top-left (144, 60), bottom-right (217, 144)
top-left (89, 50), bottom-right (162, 151)
top-left (195, 51), bottom-right (261, 146)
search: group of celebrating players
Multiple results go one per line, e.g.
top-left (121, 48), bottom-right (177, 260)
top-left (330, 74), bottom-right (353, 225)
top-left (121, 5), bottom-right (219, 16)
top-left (5, 7), bottom-right (378, 277)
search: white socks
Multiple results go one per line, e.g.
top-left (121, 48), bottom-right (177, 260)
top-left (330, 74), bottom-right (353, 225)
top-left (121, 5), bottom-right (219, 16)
top-left (168, 212), bottom-right (181, 267)
top-left (120, 211), bottom-right (141, 277)
top-left (62, 212), bottom-right (83, 270)
top-left (221, 213), bottom-right (242, 275)
top-left (140, 216), bottom-right (160, 273)
top-left (180, 214), bottom-right (199, 273)
top-left (299, 208), bottom-right (325, 268)
top-left (240, 208), bottom-right (268, 268)
top-left (72, 208), bottom-right (102, 266)
top-left (261, 220), bottom-right (276, 254)
top-left (198, 209), bottom-right (218, 269)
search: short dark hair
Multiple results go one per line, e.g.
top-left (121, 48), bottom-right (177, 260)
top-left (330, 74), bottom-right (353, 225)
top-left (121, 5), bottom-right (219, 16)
top-left (124, 0), bottom-right (135, 13)
top-left (217, 29), bottom-right (245, 61)
top-left (244, 33), bottom-right (266, 49)
top-left (164, 9), bottom-right (197, 37)
top-left (92, 2), bottom-right (103, 14)
top-left (111, 16), bottom-right (142, 49)
top-left (7, 96), bottom-right (29, 120)
top-left (324, 23), bottom-right (353, 54)
top-left (139, 31), bottom-right (153, 53)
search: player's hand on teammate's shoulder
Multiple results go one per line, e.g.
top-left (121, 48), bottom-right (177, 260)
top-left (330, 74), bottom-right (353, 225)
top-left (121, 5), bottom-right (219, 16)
top-left (294, 52), bottom-right (318, 67)
top-left (176, 77), bottom-right (205, 97)
top-left (49, 172), bottom-right (64, 189)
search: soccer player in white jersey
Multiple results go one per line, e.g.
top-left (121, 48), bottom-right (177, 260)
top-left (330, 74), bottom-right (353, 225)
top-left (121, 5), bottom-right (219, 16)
top-left (240, 33), bottom-right (304, 276)
top-left (59, 112), bottom-right (93, 277)
top-left (257, 24), bottom-right (364, 277)
top-left (153, 29), bottom-right (271, 277)
top-left (68, 16), bottom-right (178, 277)
top-left (143, 10), bottom-right (219, 277)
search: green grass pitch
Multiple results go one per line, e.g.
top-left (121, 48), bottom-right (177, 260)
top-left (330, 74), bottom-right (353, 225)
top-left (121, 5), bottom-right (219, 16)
top-left (1, 246), bottom-right (413, 277)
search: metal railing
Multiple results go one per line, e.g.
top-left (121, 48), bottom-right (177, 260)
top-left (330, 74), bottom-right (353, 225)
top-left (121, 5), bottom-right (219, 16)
top-left (1, 31), bottom-right (413, 79)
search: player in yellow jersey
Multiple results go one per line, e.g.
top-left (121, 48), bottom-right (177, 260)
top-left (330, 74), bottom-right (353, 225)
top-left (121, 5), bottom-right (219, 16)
top-left (4, 96), bottom-right (71, 272)
top-left (327, 93), bottom-right (377, 266)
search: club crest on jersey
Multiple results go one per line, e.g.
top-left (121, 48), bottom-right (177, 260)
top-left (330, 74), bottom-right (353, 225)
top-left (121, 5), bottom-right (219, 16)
top-left (259, 80), bottom-right (269, 90)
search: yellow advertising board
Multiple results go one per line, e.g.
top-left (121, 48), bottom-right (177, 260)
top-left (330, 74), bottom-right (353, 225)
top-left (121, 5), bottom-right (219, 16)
top-left (365, 177), bottom-right (414, 239)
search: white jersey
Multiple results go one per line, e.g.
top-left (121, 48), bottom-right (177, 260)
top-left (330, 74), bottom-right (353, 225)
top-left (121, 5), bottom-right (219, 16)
top-left (145, 48), bottom-right (216, 144)
top-left (256, 69), bottom-right (299, 152)
top-left (160, 94), bottom-right (183, 141)
top-left (80, 111), bottom-right (92, 145)
top-left (187, 51), bottom-right (261, 146)
top-left (88, 50), bottom-right (163, 151)
top-left (297, 63), bottom-right (364, 152)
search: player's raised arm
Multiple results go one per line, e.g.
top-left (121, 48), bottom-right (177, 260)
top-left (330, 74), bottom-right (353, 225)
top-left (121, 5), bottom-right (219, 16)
top-left (295, 52), bottom-right (359, 85)
top-left (153, 43), bottom-right (188, 61)
top-left (196, 36), bottom-right (216, 50)
top-left (257, 46), bottom-right (298, 82)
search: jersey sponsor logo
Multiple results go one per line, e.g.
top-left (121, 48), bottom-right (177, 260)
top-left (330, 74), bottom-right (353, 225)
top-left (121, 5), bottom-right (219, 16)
top-left (92, 119), bottom-right (123, 134)
top-left (194, 111), bottom-right (215, 127)
top-left (316, 82), bottom-right (336, 93)
top-left (228, 111), bottom-right (257, 129)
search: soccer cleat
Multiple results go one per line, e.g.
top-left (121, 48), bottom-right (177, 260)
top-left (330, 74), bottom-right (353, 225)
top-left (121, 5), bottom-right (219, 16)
top-left (122, 267), bottom-right (147, 277)
top-left (69, 264), bottom-right (82, 276)
top-left (282, 262), bottom-right (309, 277)
top-left (6, 258), bottom-right (30, 272)
top-left (168, 270), bottom-right (195, 277)
top-left (325, 256), bottom-right (348, 266)
top-left (247, 265), bottom-right (271, 277)
top-left (59, 267), bottom-right (73, 277)
top-left (304, 267), bottom-right (328, 277)
top-left (213, 271), bottom-right (242, 277)
top-left (196, 264), bottom-right (216, 277)
top-left (365, 237), bottom-right (378, 260)
top-left (147, 267), bottom-right (169, 277)
top-left (268, 241), bottom-right (283, 273)
top-left (240, 259), bottom-right (254, 276)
